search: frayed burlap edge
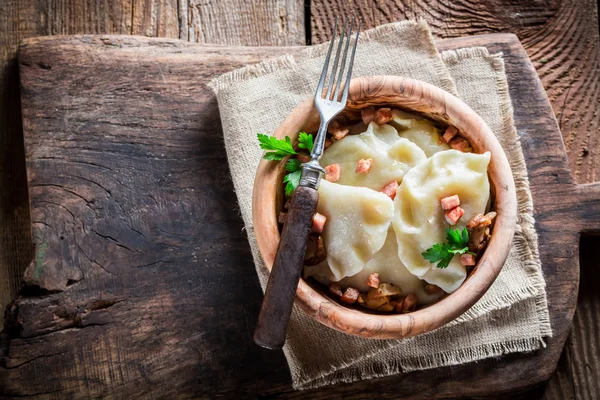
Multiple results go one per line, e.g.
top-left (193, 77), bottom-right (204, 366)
top-left (297, 336), bottom-right (545, 390)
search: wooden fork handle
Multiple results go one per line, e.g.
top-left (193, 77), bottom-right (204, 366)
top-left (253, 186), bottom-right (319, 350)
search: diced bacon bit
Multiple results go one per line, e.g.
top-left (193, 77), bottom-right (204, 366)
top-left (297, 153), bottom-right (310, 163)
top-left (460, 253), bottom-right (476, 266)
top-left (365, 273), bottom-right (380, 289)
top-left (304, 235), bottom-right (326, 266)
top-left (331, 127), bottom-right (349, 141)
top-left (355, 158), bottom-right (373, 174)
top-left (444, 206), bottom-right (465, 225)
top-left (327, 119), bottom-right (350, 141)
top-left (329, 283), bottom-right (343, 297)
top-left (440, 194), bottom-right (460, 211)
top-left (393, 296), bottom-right (405, 313)
top-left (367, 283), bottom-right (402, 299)
top-left (324, 164), bottom-right (341, 182)
top-left (357, 293), bottom-right (367, 306)
top-left (361, 107), bottom-right (376, 125)
top-left (374, 108), bottom-right (393, 125)
top-left (324, 138), bottom-right (333, 149)
top-left (278, 212), bottom-right (287, 224)
top-left (442, 126), bottom-right (458, 143)
top-left (449, 136), bottom-right (473, 152)
top-left (469, 226), bottom-right (491, 253)
top-left (377, 301), bottom-right (395, 311)
top-left (341, 287), bottom-right (360, 304)
top-left (466, 211), bottom-right (497, 229)
top-left (365, 296), bottom-right (388, 309)
top-left (424, 284), bottom-right (444, 295)
top-left (312, 212), bottom-right (327, 233)
top-left (402, 293), bottom-right (418, 313)
top-left (381, 181), bottom-right (399, 200)
top-left (467, 212), bottom-right (497, 253)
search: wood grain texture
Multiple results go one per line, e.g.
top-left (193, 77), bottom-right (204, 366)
top-left (253, 75), bottom-right (518, 339)
top-left (1, 1), bottom-right (596, 397)
top-left (3, 36), bottom-right (300, 399)
top-left (0, 33), bottom-right (585, 399)
top-left (0, 0), bottom-right (305, 331)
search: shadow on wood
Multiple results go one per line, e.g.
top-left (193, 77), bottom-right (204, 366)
top-left (0, 56), bottom-right (33, 314)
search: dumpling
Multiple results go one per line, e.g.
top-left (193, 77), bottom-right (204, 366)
top-left (304, 180), bottom-right (394, 281)
top-left (339, 229), bottom-right (445, 305)
top-left (389, 109), bottom-right (449, 157)
top-left (319, 122), bottom-right (426, 191)
top-left (392, 150), bottom-right (491, 293)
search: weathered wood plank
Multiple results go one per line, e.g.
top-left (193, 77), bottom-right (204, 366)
top-left (3, 36), bottom-right (301, 399)
top-left (0, 33), bottom-right (584, 399)
top-left (0, 0), bottom-right (596, 397)
top-left (183, 0), bottom-right (305, 45)
top-left (0, 0), bottom-right (305, 332)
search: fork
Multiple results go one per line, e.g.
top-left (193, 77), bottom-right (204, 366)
top-left (254, 18), bottom-right (361, 350)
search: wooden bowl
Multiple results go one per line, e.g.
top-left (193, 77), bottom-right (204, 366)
top-left (252, 76), bottom-right (517, 339)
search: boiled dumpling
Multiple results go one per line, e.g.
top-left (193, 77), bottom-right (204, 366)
top-left (339, 229), bottom-right (445, 305)
top-left (319, 122), bottom-right (426, 191)
top-left (304, 180), bottom-right (394, 281)
top-left (392, 150), bottom-right (491, 293)
top-left (389, 109), bottom-right (450, 157)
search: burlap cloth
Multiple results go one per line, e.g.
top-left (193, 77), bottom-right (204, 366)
top-left (209, 20), bottom-right (552, 390)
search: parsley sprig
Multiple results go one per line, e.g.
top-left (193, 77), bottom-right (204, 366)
top-left (257, 132), bottom-right (314, 196)
top-left (422, 227), bottom-right (472, 269)
top-left (258, 134), bottom-right (296, 161)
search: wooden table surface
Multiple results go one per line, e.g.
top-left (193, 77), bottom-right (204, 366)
top-left (0, 1), bottom-right (598, 399)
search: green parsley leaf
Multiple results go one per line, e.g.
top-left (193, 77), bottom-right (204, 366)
top-left (263, 152), bottom-right (287, 161)
top-left (283, 170), bottom-right (302, 196)
top-left (422, 228), bottom-right (471, 269)
top-left (258, 133), bottom-right (297, 161)
top-left (285, 158), bottom-right (302, 172)
top-left (436, 254), bottom-right (453, 269)
top-left (446, 227), bottom-right (469, 249)
top-left (298, 132), bottom-right (314, 153)
top-left (422, 243), bottom-right (450, 263)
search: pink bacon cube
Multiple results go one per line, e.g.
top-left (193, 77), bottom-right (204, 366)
top-left (443, 126), bottom-right (458, 143)
top-left (324, 164), bottom-right (341, 182)
top-left (440, 195), bottom-right (460, 211)
top-left (445, 206), bottom-right (464, 225)
top-left (312, 212), bottom-right (327, 233)
top-left (355, 158), bottom-right (373, 174)
top-left (381, 181), bottom-right (399, 200)
top-left (460, 253), bottom-right (476, 266)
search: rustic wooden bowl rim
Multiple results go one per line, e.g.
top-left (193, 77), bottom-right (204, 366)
top-left (252, 75), bottom-right (517, 339)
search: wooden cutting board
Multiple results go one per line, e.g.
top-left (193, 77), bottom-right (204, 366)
top-left (1, 33), bottom-right (589, 398)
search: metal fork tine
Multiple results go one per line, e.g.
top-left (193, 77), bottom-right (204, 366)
top-left (315, 17), bottom-right (338, 99)
top-left (341, 19), bottom-right (361, 104)
top-left (325, 17), bottom-right (348, 101)
top-left (334, 18), bottom-right (354, 103)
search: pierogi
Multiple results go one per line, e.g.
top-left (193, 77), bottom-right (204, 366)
top-left (319, 122), bottom-right (426, 191)
top-left (301, 108), bottom-right (492, 310)
top-left (307, 179), bottom-right (394, 281)
top-left (392, 150), bottom-right (491, 293)
top-left (389, 109), bottom-right (450, 157)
